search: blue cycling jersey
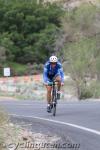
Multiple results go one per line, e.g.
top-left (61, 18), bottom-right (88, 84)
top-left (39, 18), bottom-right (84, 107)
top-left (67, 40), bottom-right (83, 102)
top-left (43, 60), bottom-right (64, 83)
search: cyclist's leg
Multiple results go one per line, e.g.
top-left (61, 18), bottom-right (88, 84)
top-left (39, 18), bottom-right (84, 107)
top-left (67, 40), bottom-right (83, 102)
top-left (54, 74), bottom-right (62, 99)
top-left (45, 85), bottom-right (52, 105)
top-left (55, 74), bottom-right (61, 91)
top-left (45, 78), bottom-right (53, 112)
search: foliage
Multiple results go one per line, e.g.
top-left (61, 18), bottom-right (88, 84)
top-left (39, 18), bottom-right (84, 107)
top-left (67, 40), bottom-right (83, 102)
top-left (62, 3), bottom-right (100, 99)
top-left (78, 86), bottom-right (93, 100)
top-left (0, 62), bottom-right (27, 76)
top-left (62, 3), bottom-right (99, 41)
top-left (0, 0), bottom-right (63, 64)
top-left (0, 61), bottom-right (44, 76)
top-left (90, 81), bottom-right (100, 98)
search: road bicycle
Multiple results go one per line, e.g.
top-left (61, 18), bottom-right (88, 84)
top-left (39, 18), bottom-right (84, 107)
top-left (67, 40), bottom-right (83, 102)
top-left (48, 80), bottom-right (59, 116)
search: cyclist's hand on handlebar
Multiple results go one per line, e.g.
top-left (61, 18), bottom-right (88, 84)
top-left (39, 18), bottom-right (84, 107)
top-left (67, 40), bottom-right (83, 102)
top-left (61, 82), bottom-right (64, 86)
top-left (43, 82), bottom-right (48, 86)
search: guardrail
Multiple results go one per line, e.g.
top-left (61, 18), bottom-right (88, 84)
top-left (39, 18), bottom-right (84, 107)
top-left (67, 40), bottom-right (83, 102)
top-left (0, 75), bottom-right (47, 100)
top-left (0, 75), bottom-right (74, 100)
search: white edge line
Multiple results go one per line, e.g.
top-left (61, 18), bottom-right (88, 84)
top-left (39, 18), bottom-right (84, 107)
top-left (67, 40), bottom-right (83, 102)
top-left (9, 114), bottom-right (100, 136)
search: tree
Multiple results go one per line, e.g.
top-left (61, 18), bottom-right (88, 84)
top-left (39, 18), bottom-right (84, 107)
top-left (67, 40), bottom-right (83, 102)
top-left (0, 0), bottom-right (63, 64)
top-left (63, 38), bottom-right (96, 99)
top-left (61, 3), bottom-right (100, 99)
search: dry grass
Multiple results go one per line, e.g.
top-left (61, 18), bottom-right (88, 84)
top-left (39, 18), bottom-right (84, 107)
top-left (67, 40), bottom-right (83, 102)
top-left (0, 108), bottom-right (9, 150)
top-left (0, 108), bottom-right (60, 150)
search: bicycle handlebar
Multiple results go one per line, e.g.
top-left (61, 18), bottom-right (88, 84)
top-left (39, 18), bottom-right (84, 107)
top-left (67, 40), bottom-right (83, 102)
top-left (47, 80), bottom-right (58, 85)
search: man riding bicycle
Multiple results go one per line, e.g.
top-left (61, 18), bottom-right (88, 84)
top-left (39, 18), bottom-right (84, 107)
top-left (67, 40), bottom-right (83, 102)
top-left (43, 56), bottom-right (64, 113)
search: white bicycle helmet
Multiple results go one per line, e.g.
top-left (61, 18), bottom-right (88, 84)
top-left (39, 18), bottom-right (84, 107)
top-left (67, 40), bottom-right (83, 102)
top-left (49, 56), bottom-right (58, 63)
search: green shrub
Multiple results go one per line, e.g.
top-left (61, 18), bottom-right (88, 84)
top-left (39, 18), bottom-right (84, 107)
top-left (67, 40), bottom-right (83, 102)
top-left (79, 87), bottom-right (93, 100)
top-left (90, 81), bottom-right (100, 98)
top-left (79, 81), bottom-right (100, 100)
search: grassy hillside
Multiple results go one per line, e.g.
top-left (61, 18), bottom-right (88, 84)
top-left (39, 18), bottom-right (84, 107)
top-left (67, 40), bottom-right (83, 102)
top-left (61, 2), bottom-right (100, 98)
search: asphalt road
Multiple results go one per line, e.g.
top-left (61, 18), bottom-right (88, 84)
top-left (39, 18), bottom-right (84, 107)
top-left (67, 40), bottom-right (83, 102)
top-left (0, 99), bottom-right (100, 150)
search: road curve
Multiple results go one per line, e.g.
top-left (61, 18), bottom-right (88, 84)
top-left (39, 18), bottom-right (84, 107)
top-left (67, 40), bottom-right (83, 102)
top-left (0, 99), bottom-right (100, 150)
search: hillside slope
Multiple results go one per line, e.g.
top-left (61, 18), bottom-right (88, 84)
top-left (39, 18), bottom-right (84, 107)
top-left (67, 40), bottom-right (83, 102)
top-left (43, 0), bottom-right (99, 7)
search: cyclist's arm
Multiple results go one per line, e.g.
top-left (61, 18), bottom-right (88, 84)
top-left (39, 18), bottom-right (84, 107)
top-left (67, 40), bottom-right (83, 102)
top-left (59, 66), bottom-right (64, 83)
top-left (43, 66), bottom-right (48, 84)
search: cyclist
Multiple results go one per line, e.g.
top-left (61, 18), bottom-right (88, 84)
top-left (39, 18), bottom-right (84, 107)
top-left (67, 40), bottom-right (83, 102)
top-left (43, 56), bottom-right (64, 113)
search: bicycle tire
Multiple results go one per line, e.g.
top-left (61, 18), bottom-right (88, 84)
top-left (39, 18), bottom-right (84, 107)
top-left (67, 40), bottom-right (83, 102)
top-left (52, 88), bottom-right (57, 116)
top-left (51, 80), bottom-right (58, 116)
top-left (53, 104), bottom-right (56, 116)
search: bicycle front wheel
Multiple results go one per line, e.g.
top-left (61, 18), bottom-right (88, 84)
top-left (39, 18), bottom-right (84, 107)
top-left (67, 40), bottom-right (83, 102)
top-left (53, 104), bottom-right (56, 116)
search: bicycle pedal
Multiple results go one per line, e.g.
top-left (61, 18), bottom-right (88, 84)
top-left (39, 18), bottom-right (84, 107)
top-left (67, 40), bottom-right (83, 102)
top-left (47, 106), bottom-right (51, 113)
top-left (50, 104), bottom-right (53, 109)
top-left (53, 102), bottom-right (56, 107)
top-left (57, 92), bottom-right (61, 100)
